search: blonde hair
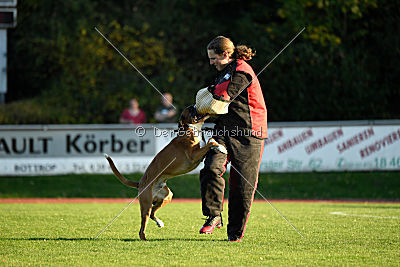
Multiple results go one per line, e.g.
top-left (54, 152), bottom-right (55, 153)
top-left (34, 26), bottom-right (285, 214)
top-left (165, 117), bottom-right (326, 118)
top-left (207, 36), bottom-right (255, 61)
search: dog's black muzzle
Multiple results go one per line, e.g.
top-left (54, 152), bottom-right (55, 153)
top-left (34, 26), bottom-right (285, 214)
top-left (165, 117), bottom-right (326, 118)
top-left (189, 105), bottom-right (206, 123)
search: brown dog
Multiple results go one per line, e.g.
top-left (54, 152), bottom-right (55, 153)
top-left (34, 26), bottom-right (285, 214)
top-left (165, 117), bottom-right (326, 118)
top-left (105, 105), bottom-right (226, 241)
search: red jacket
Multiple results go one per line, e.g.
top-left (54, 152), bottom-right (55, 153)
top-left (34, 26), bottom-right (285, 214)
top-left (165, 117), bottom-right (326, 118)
top-left (120, 109), bottom-right (147, 124)
top-left (212, 59), bottom-right (268, 139)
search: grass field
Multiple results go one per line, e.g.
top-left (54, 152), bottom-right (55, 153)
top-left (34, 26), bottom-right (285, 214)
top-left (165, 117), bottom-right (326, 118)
top-left (1, 171), bottom-right (399, 200)
top-left (1, 201), bottom-right (399, 265)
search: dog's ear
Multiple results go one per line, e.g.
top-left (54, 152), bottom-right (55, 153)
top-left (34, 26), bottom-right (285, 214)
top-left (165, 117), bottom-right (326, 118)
top-left (188, 105), bottom-right (195, 114)
top-left (178, 120), bottom-right (185, 131)
top-left (185, 105), bottom-right (198, 123)
top-left (177, 120), bottom-right (188, 136)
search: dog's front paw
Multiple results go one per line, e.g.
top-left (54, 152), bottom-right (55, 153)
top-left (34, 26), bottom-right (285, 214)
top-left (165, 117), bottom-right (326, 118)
top-left (207, 138), bottom-right (219, 147)
top-left (208, 138), bottom-right (228, 154)
top-left (213, 144), bottom-right (228, 154)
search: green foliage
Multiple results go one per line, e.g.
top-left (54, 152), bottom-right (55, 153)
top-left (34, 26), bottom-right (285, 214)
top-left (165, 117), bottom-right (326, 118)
top-left (0, 98), bottom-right (70, 124)
top-left (48, 20), bottom-right (179, 123)
top-left (5, 0), bottom-right (182, 123)
top-left (255, 0), bottom-right (397, 121)
top-left (2, 0), bottom-right (399, 123)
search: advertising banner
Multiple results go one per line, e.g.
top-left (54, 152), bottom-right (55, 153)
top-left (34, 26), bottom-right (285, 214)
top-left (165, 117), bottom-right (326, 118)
top-left (1, 122), bottom-right (399, 175)
top-left (0, 127), bottom-right (155, 158)
top-left (261, 125), bottom-right (400, 172)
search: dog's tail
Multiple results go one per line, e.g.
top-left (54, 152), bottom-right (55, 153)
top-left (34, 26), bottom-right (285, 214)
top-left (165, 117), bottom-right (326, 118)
top-left (104, 154), bottom-right (139, 188)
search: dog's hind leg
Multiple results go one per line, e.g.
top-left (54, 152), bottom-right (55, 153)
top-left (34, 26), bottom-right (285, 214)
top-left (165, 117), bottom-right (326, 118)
top-left (150, 186), bottom-right (173, 228)
top-left (138, 188), bottom-right (153, 241)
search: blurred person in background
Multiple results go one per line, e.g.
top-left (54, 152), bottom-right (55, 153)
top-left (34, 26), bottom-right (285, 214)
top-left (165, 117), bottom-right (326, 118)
top-left (120, 98), bottom-right (147, 124)
top-left (154, 92), bottom-right (177, 123)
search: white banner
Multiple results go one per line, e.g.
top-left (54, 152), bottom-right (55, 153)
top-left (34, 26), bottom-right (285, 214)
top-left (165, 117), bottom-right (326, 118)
top-left (1, 122), bottom-right (399, 175)
top-left (0, 127), bottom-right (156, 157)
top-left (261, 125), bottom-right (400, 172)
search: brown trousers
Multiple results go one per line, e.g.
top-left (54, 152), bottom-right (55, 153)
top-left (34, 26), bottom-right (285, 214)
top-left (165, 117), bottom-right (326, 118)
top-left (200, 134), bottom-right (264, 239)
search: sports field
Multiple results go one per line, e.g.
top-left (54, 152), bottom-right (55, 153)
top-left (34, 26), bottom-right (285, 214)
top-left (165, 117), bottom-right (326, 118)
top-left (1, 200), bottom-right (399, 265)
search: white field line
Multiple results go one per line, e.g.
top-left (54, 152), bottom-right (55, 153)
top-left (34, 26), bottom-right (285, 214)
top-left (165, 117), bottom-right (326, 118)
top-left (330, 211), bottom-right (400, 219)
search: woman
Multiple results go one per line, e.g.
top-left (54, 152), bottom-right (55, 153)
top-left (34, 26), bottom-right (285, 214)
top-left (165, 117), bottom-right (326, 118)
top-left (199, 36), bottom-right (268, 242)
top-left (120, 98), bottom-right (147, 124)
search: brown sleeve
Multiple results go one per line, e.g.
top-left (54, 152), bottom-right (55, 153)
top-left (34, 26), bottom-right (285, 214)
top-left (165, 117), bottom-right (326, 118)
top-left (226, 71), bottom-right (252, 99)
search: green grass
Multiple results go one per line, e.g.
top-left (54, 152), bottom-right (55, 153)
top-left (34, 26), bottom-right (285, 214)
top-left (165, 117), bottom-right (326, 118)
top-left (0, 202), bottom-right (399, 265)
top-left (0, 172), bottom-right (399, 200)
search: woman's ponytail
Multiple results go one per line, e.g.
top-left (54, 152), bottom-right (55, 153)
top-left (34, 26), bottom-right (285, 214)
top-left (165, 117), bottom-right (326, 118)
top-left (233, 45), bottom-right (256, 61)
